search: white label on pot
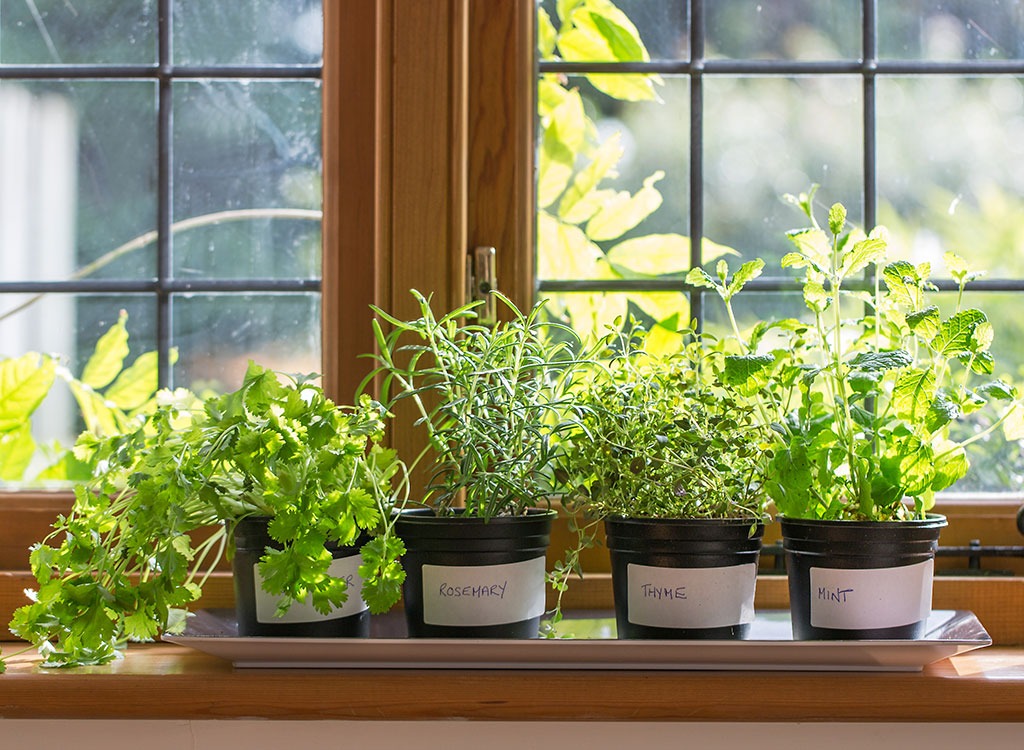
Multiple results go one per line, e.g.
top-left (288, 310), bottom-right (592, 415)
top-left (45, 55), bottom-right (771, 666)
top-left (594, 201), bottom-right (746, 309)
top-left (626, 562), bottom-right (757, 629)
top-left (422, 557), bottom-right (546, 627)
top-left (809, 559), bottom-right (933, 630)
top-left (254, 554), bottom-right (368, 624)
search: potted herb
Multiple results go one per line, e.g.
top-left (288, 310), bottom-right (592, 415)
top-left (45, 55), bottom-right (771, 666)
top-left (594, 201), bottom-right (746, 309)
top-left (555, 326), bottom-right (771, 639)
top-left (365, 291), bottom-right (581, 637)
top-left (8, 362), bottom-right (407, 667)
top-left (691, 189), bottom-right (1024, 639)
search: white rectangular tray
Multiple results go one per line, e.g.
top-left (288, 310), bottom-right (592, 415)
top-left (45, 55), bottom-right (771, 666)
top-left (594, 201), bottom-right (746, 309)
top-left (162, 609), bottom-right (991, 672)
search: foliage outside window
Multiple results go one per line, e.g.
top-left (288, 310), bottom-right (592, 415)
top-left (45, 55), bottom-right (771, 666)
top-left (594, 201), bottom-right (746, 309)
top-left (0, 0), bottom-right (323, 486)
top-left (535, 0), bottom-right (1024, 492)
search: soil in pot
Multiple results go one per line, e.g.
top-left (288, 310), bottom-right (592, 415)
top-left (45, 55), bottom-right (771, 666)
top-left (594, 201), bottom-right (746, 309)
top-left (396, 508), bottom-right (555, 638)
top-left (604, 517), bottom-right (765, 639)
top-left (781, 515), bottom-right (947, 640)
top-left (232, 516), bottom-right (371, 637)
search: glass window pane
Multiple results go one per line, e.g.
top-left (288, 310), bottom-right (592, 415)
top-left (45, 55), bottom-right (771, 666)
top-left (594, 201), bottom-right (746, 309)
top-left (540, 291), bottom-right (690, 346)
top-left (0, 293), bottom-right (156, 481)
top-left (537, 74), bottom-right (689, 284)
top-left (172, 293), bottom-right (320, 392)
top-left (877, 76), bottom-right (1024, 279)
top-left (0, 0), bottom-right (156, 64)
top-left (172, 80), bottom-right (322, 279)
top-left (172, 0), bottom-right (323, 65)
top-left (539, 0), bottom-right (688, 61)
top-left (703, 76), bottom-right (862, 267)
top-left (0, 80), bottom-right (157, 282)
top-left (706, 0), bottom-right (861, 60)
top-left (879, 0), bottom-right (1024, 60)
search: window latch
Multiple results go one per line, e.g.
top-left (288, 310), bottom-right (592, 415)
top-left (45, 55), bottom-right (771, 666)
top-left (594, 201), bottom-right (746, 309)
top-left (466, 246), bottom-right (497, 325)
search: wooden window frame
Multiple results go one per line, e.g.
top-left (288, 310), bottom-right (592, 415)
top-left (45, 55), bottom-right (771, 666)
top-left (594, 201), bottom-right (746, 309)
top-left (4, 0), bottom-right (1024, 643)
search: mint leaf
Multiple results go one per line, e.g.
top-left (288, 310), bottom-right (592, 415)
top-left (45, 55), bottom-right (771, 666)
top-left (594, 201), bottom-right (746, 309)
top-left (906, 306), bottom-right (940, 340)
top-left (850, 350), bottom-right (913, 372)
top-left (828, 203), bottom-right (847, 236)
top-left (893, 368), bottom-right (936, 423)
top-left (931, 309), bottom-right (987, 357)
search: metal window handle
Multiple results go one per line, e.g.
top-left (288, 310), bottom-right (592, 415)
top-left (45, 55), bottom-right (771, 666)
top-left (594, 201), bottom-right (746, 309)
top-left (467, 246), bottom-right (497, 325)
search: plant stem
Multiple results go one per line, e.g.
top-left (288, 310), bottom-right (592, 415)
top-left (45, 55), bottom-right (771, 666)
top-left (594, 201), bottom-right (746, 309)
top-left (0, 207), bottom-right (322, 324)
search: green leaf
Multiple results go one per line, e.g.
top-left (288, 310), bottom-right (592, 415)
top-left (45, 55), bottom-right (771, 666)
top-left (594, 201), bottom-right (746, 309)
top-left (849, 350), bottom-right (913, 372)
top-left (802, 281), bottom-right (829, 313)
top-left (1002, 404), bottom-right (1024, 441)
top-left (828, 203), bottom-right (847, 236)
top-left (537, 7), bottom-right (557, 58)
top-left (926, 393), bottom-right (961, 433)
top-left (104, 350), bottom-right (172, 410)
top-left (784, 228), bottom-right (830, 269)
top-left (0, 424), bottom-right (35, 481)
top-left (839, 237), bottom-right (887, 279)
top-left (606, 234), bottom-right (692, 276)
top-left (558, 133), bottom-right (623, 223)
top-left (686, 266), bottom-right (718, 290)
top-left (80, 311), bottom-right (129, 390)
top-left (959, 350), bottom-right (994, 375)
top-left (585, 171), bottom-right (664, 241)
top-left (538, 88), bottom-right (587, 209)
top-left (971, 321), bottom-right (994, 353)
top-left (0, 353), bottom-right (57, 432)
top-left (882, 261), bottom-right (922, 308)
top-left (723, 354), bottom-right (775, 391)
top-left (930, 309), bottom-right (987, 358)
top-left (892, 369), bottom-right (936, 424)
top-left (976, 380), bottom-right (1017, 401)
top-left (906, 306), bottom-right (940, 341)
top-left (727, 259), bottom-right (765, 297)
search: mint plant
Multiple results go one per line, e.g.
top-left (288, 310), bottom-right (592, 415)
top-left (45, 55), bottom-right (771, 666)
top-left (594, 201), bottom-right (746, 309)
top-left (5, 363), bottom-right (406, 669)
top-left (691, 189), bottom-right (1024, 521)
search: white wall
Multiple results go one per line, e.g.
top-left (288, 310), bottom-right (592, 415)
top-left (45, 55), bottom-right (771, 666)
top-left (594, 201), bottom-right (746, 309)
top-left (0, 721), bottom-right (1021, 750)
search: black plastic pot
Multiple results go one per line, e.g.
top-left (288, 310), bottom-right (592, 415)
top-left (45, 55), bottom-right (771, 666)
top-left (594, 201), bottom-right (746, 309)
top-left (395, 508), bottom-right (555, 638)
top-left (231, 516), bottom-right (370, 638)
top-left (604, 517), bottom-right (765, 640)
top-left (781, 515), bottom-right (947, 640)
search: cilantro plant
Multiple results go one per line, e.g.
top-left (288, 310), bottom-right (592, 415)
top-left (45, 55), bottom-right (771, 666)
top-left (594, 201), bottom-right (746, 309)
top-left (691, 189), bottom-right (1024, 521)
top-left (4, 363), bottom-right (406, 670)
top-left (365, 291), bottom-right (581, 519)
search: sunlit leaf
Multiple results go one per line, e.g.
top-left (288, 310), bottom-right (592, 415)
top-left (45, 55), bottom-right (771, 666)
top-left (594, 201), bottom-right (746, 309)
top-left (0, 424), bottom-right (35, 481)
top-left (585, 171), bottom-right (664, 241)
top-left (538, 88), bottom-right (587, 209)
top-left (606, 234), bottom-right (690, 276)
top-left (537, 7), bottom-right (557, 59)
top-left (558, 133), bottom-right (623, 223)
top-left (80, 311), bottom-right (129, 390)
top-left (893, 368), bottom-right (936, 423)
top-left (0, 353), bottom-right (56, 432)
top-left (931, 309), bottom-right (987, 358)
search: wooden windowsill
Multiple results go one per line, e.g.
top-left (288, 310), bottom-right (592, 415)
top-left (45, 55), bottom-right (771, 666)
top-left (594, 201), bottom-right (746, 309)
top-left (2, 641), bottom-right (1024, 722)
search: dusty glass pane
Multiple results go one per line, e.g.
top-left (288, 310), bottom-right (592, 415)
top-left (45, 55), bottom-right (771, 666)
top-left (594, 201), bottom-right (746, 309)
top-left (703, 76), bottom-right (863, 267)
top-left (876, 77), bottom-right (1024, 279)
top-left (172, 0), bottom-right (322, 65)
top-left (172, 80), bottom-right (322, 279)
top-left (538, 0), bottom-right (688, 61)
top-left (0, 80), bottom-right (157, 282)
top-left (706, 0), bottom-right (860, 60)
top-left (172, 293), bottom-right (320, 393)
top-left (879, 0), bottom-right (1024, 60)
top-left (0, 0), bottom-right (156, 64)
